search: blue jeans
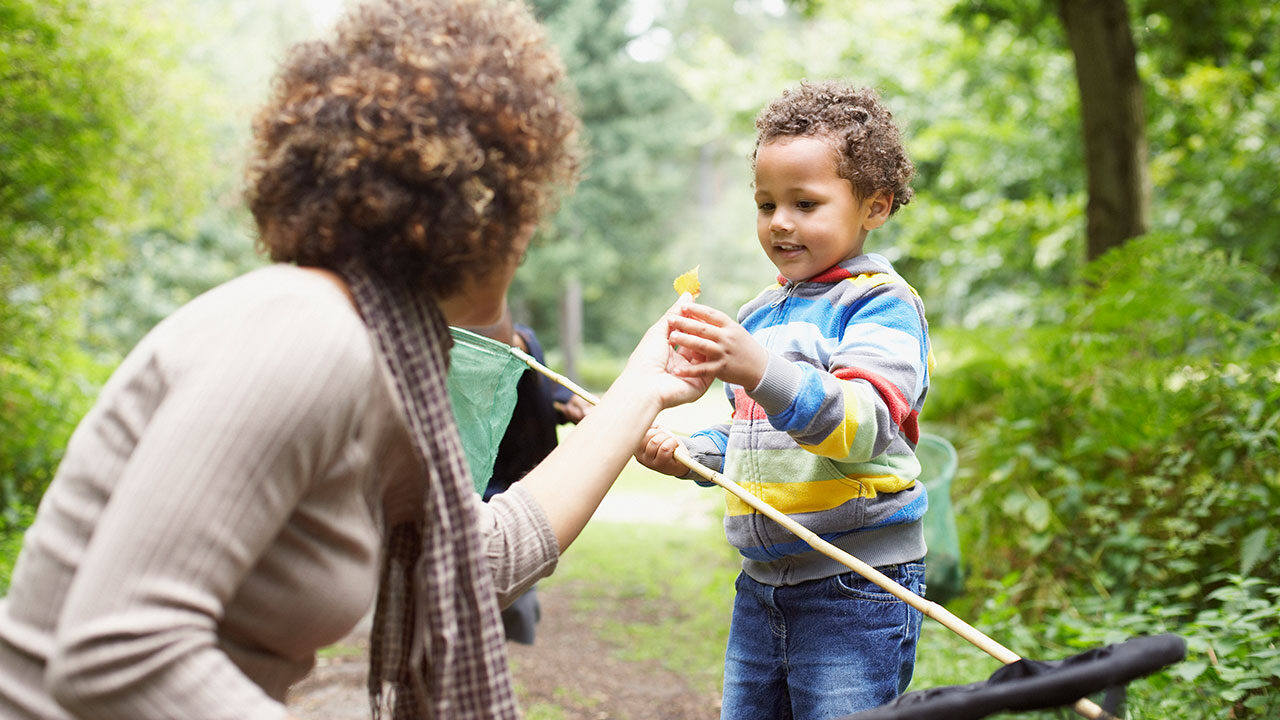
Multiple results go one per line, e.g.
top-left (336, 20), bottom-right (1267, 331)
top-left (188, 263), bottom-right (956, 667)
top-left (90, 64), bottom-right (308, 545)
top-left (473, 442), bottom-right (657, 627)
top-left (720, 563), bottom-right (926, 720)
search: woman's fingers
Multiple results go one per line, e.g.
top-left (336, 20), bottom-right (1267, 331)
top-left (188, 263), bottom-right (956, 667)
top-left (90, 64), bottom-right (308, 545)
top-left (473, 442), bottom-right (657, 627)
top-left (678, 301), bottom-right (734, 326)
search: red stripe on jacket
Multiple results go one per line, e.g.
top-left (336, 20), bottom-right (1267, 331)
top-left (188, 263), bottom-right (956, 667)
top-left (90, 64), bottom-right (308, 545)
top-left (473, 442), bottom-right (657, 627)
top-left (732, 387), bottom-right (768, 421)
top-left (833, 366), bottom-right (920, 443)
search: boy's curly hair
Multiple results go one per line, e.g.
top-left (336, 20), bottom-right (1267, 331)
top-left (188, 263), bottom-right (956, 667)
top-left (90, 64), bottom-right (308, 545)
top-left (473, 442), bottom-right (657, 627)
top-left (246, 0), bottom-right (581, 296)
top-left (753, 81), bottom-right (914, 216)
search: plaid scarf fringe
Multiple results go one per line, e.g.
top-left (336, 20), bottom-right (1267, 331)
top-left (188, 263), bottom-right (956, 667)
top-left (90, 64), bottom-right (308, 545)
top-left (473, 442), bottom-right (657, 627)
top-left (341, 259), bottom-right (518, 720)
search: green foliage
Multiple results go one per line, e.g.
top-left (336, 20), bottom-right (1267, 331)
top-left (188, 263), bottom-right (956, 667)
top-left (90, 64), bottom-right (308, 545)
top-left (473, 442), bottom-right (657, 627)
top-left (1145, 61), bottom-right (1280, 279)
top-left (4, 0), bottom-right (1278, 711)
top-left (670, 2), bottom-right (1092, 328)
top-left (544, 344), bottom-right (623, 397)
top-left (941, 234), bottom-right (1278, 609)
top-left (1135, 2), bottom-right (1280, 78)
top-left (951, 0), bottom-right (1280, 279)
top-left (517, 0), bottom-right (708, 354)
top-left (965, 573), bottom-right (1280, 718)
top-left (0, 0), bottom-right (217, 541)
top-left (0, 504), bottom-right (35, 594)
top-left (83, 213), bottom-right (263, 358)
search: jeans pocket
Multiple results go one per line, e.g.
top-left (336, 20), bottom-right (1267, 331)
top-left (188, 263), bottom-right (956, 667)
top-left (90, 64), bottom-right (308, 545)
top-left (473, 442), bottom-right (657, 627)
top-left (899, 562), bottom-right (926, 595)
top-left (830, 563), bottom-right (926, 601)
top-left (831, 570), bottom-right (901, 603)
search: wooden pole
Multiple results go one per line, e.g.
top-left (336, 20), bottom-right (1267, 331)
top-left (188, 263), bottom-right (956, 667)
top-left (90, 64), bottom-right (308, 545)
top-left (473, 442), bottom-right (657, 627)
top-left (511, 349), bottom-right (1112, 720)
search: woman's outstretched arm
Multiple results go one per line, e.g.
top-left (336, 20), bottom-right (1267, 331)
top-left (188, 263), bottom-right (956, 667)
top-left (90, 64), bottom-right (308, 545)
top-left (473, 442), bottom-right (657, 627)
top-left (515, 297), bottom-right (709, 551)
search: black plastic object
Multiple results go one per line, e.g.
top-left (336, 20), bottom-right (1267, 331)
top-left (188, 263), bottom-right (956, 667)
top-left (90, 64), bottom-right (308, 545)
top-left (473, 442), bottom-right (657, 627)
top-left (841, 634), bottom-right (1187, 720)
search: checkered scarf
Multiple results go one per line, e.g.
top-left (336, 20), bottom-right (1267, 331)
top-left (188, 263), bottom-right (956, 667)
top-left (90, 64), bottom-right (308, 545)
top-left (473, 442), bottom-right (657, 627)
top-left (340, 259), bottom-right (519, 720)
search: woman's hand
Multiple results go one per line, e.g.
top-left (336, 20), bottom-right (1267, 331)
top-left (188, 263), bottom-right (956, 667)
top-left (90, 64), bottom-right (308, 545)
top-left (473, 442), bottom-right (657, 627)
top-left (520, 295), bottom-right (712, 552)
top-left (617, 294), bottom-right (714, 410)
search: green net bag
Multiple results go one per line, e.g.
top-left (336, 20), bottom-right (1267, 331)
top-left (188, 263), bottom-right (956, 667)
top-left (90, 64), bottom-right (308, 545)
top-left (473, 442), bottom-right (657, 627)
top-left (917, 432), bottom-right (965, 603)
top-left (447, 327), bottom-right (529, 494)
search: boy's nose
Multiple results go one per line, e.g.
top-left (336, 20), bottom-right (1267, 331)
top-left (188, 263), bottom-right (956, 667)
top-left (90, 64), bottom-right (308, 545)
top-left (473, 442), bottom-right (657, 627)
top-left (770, 211), bottom-right (794, 233)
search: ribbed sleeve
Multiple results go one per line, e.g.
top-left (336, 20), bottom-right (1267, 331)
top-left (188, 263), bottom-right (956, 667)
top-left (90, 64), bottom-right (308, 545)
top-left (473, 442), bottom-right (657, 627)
top-left (477, 484), bottom-right (559, 605)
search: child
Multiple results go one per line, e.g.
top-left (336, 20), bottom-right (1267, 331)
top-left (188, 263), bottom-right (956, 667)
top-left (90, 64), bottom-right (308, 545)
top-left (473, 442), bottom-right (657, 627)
top-left (637, 81), bottom-right (932, 720)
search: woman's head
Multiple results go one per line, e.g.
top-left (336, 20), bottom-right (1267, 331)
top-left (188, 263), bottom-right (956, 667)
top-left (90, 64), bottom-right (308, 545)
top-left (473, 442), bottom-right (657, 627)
top-left (247, 0), bottom-right (581, 298)
top-left (752, 80), bottom-right (914, 217)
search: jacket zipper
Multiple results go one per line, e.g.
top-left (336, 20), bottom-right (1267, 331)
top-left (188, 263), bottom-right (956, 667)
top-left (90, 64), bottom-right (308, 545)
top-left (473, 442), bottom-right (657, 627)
top-left (770, 281), bottom-right (799, 309)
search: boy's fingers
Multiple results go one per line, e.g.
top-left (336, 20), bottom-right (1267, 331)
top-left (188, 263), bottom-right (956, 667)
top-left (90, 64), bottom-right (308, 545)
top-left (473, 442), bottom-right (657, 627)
top-left (668, 315), bottom-right (723, 343)
top-left (669, 330), bottom-right (720, 359)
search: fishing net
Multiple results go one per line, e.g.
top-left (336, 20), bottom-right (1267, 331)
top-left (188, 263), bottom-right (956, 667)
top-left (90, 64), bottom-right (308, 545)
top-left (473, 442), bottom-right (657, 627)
top-left (447, 327), bottom-right (529, 494)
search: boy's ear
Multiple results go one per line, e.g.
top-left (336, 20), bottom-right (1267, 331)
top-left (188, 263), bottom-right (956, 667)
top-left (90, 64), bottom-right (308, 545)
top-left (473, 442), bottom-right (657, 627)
top-left (863, 191), bottom-right (894, 230)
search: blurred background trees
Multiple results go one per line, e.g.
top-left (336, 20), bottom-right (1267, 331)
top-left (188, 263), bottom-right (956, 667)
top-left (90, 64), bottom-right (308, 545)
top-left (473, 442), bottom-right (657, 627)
top-left (2, 0), bottom-right (1277, 714)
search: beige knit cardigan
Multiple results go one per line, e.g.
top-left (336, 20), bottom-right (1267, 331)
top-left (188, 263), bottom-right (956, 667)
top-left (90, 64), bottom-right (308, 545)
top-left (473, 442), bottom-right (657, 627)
top-left (0, 265), bottom-right (558, 719)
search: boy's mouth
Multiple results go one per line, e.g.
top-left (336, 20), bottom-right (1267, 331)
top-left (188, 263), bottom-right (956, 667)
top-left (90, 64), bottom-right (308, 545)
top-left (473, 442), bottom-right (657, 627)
top-left (774, 243), bottom-right (805, 255)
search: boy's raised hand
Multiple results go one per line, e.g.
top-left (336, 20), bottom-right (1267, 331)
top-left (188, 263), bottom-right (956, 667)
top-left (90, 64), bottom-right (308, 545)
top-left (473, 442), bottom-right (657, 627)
top-left (668, 302), bottom-right (769, 391)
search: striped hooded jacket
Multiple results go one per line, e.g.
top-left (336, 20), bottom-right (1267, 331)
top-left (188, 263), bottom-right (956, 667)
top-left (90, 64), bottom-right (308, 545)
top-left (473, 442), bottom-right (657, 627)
top-left (684, 253), bottom-right (933, 586)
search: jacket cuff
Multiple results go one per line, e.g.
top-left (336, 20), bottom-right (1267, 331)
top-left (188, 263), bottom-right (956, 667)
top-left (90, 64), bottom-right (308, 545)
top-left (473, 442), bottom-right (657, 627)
top-left (749, 351), bottom-right (805, 417)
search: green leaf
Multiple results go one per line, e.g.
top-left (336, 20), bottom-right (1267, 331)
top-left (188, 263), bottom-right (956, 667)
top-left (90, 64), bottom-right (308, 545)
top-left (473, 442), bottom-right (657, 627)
top-left (1239, 527), bottom-right (1271, 575)
top-left (1024, 497), bottom-right (1051, 532)
top-left (1169, 660), bottom-right (1208, 683)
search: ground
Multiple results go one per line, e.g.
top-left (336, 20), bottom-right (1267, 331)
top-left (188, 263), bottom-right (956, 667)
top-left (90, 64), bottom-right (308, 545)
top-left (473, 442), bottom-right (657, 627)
top-left (285, 578), bottom-right (720, 720)
top-left (505, 586), bottom-right (721, 719)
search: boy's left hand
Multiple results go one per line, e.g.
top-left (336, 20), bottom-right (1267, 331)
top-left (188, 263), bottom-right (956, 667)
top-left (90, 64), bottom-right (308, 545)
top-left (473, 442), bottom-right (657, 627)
top-left (668, 302), bottom-right (768, 390)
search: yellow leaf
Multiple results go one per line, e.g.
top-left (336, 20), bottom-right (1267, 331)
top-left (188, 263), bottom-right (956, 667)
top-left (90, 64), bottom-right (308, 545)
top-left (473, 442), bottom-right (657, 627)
top-left (673, 265), bottom-right (701, 299)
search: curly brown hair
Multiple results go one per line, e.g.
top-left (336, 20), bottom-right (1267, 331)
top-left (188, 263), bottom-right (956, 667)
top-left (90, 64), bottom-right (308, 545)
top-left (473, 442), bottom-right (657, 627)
top-left (752, 80), bottom-right (914, 216)
top-left (246, 0), bottom-right (581, 296)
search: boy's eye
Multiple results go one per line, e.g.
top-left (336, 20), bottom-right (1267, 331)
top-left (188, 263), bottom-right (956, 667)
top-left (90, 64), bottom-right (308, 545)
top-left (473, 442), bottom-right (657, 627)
top-left (796, 200), bottom-right (816, 210)
top-left (757, 202), bottom-right (775, 212)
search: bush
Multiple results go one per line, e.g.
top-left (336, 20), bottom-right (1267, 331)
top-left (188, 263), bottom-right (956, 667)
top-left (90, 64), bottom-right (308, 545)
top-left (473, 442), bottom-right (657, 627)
top-left (937, 233), bottom-right (1279, 615)
top-left (965, 573), bottom-right (1280, 719)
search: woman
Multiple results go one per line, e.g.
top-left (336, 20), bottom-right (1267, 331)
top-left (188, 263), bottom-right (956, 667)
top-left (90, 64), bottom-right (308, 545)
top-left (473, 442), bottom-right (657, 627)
top-left (0, 0), bottom-right (709, 718)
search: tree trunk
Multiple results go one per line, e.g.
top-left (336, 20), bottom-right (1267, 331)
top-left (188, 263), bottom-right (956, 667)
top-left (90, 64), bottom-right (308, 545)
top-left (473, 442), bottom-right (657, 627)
top-left (1059, 0), bottom-right (1150, 261)
top-left (560, 274), bottom-right (583, 383)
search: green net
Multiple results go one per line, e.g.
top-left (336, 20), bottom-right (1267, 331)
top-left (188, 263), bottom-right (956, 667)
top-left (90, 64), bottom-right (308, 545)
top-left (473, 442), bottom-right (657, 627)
top-left (917, 432), bottom-right (965, 603)
top-left (447, 327), bottom-right (529, 494)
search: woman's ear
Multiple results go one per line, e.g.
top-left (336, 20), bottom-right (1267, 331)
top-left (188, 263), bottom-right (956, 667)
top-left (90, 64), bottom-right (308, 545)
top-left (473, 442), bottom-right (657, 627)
top-left (863, 191), bottom-right (894, 231)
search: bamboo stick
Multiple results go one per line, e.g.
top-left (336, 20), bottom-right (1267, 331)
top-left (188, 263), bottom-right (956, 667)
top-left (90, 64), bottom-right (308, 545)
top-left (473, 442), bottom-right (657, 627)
top-left (509, 347), bottom-right (1113, 720)
top-left (509, 346), bottom-right (597, 404)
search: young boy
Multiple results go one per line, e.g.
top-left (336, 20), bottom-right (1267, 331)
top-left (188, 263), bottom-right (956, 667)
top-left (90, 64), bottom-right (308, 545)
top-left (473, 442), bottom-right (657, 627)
top-left (637, 81), bottom-right (932, 720)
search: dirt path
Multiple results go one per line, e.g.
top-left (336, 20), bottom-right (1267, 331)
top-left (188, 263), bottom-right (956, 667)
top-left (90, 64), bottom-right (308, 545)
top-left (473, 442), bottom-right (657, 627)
top-left (506, 586), bottom-right (721, 719)
top-left (286, 580), bottom-right (720, 720)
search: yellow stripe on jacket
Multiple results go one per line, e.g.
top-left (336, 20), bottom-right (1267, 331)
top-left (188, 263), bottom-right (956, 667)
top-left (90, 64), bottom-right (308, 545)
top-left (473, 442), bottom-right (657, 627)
top-left (725, 474), bottom-right (915, 517)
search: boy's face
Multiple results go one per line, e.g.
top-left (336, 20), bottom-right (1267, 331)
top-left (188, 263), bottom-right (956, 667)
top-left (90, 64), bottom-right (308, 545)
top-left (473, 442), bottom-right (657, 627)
top-left (754, 135), bottom-right (890, 282)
